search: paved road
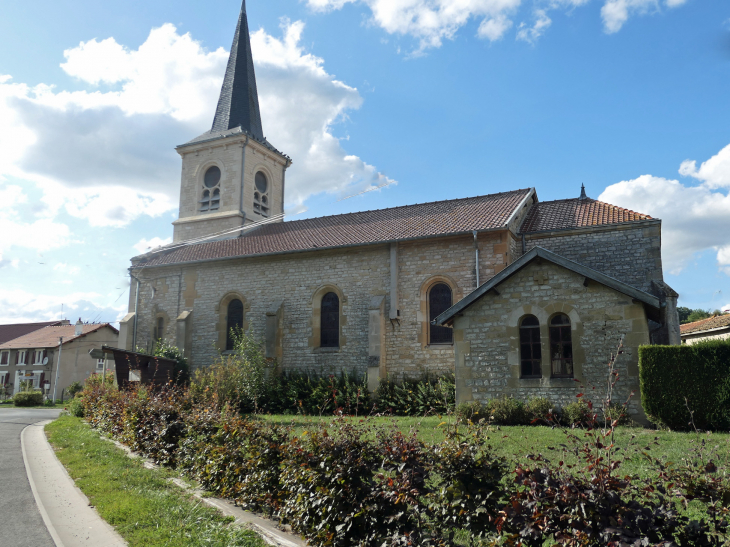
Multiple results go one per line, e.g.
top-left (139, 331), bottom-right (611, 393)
top-left (0, 408), bottom-right (62, 547)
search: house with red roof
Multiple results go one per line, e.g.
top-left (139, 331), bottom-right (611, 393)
top-left (680, 314), bottom-right (730, 345)
top-left (0, 320), bottom-right (118, 397)
top-left (120, 1), bottom-right (680, 423)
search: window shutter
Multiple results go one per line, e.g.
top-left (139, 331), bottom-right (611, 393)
top-left (43, 350), bottom-right (48, 362)
top-left (39, 372), bottom-right (45, 387)
top-left (14, 352), bottom-right (18, 365)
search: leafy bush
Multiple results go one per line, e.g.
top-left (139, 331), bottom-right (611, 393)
top-left (524, 397), bottom-right (554, 424)
top-left (67, 396), bottom-right (84, 417)
top-left (487, 396), bottom-right (528, 426)
top-left (639, 340), bottom-right (730, 430)
top-left (562, 399), bottom-right (592, 426)
top-left (67, 381), bottom-right (84, 398)
top-left (153, 339), bottom-right (190, 384)
top-left (455, 401), bottom-right (491, 423)
top-left (13, 391), bottom-right (43, 407)
top-left (603, 401), bottom-right (631, 426)
top-left (373, 373), bottom-right (455, 416)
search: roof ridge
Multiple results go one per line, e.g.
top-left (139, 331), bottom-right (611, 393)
top-left (245, 188), bottom-right (533, 231)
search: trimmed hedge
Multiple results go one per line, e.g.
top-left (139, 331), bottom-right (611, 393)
top-left (639, 340), bottom-right (730, 431)
top-left (14, 391), bottom-right (44, 407)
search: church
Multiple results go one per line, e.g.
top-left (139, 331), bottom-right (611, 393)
top-left (121, 0), bottom-right (680, 421)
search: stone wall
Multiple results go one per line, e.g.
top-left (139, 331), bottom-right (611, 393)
top-left (451, 261), bottom-right (650, 422)
top-left (523, 221), bottom-right (663, 293)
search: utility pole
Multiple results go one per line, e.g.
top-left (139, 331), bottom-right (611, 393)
top-left (52, 337), bottom-right (63, 402)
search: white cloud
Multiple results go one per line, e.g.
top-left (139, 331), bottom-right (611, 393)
top-left (0, 20), bottom-right (390, 226)
top-left (599, 143), bottom-right (730, 276)
top-left (516, 9), bottom-right (552, 43)
top-left (53, 263), bottom-right (81, 276)
top-left (601, 0), bottom-right (686, 34)
top-left (133, 236), bottom-right (173, 255)
top-left (308, 0), bottom-right (523, 51)
top-left (0, 288), bottom-right (126, 325)
top-left (678, 143), bottom-right (730, 190)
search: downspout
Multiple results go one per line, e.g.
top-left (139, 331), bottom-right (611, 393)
top-left (239, 136), bottom-right (249, 234)
top-left (473, 231), bottom-right (480, 288)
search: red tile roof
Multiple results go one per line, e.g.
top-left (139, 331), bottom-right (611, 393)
top-left (520, 198), bottom-right (653, 233)
top-left (0, 324), bottom-right (119, 350)
top-left (680, 314), bottom-right (730, 336)
top-left (137, 189), bottom-right (532, 267)
top-left (0, 321), bottom-right (66, 345)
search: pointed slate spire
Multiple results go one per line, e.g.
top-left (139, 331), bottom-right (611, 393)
top-left (211, 0), bottom-right (264, 140)
top-left (579, 183), bottom-right (587, 200)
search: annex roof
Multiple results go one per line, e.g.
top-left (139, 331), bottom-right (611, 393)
top-left (433, 246), bottom-right (662, 327)
top-left (680, 314), bottom-right (730, 336)
top-left (520, 197), bottom-right (653, 233)
top-left (135, 188), bottom-right (533, 268)
top-left (0, 324), bottom-right (119, 350)
top-left (0, 321), bottom-right (66, 345)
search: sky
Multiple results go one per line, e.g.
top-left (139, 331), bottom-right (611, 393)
top-left (0, 0), bottom-right (729, 326)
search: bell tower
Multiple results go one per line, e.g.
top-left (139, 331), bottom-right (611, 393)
top-left (172, 0), bottom-right (291, 244)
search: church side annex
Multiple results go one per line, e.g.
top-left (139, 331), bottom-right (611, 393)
top-left (121, 0), bottom-right (680, 421)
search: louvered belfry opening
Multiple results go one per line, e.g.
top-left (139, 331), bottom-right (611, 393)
top-left (320, 292), bottom-right (340, 348)
top-left (429, 283), bottom-right (453, 344)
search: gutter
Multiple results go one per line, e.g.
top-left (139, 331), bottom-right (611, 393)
top-left (130, 227), bottom-right (508, 272)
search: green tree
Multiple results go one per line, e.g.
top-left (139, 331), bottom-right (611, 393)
top-left (677, 306), bottom-right (692, 323)
top-left (152, 340), bottom-right (190, 384)
top-left (685, 309), bottom-right (712, 324)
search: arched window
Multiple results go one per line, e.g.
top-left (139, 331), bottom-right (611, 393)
top-left (429, 283), bottom-right (453, 345)
top-left (154, 317), bottom-right (164, 341)
top-left (550, 314), bottom-right (573, 378)
top-left (201, 166), bottom-right (221, 212)
top-left (320, 292), bottom-right (340, 348)
top-left (519, 315), bottom-right (541, 378)
top-left (253, 171), bottom-right (269, 218)
top-left (226, 299), bottom-right (244, 351)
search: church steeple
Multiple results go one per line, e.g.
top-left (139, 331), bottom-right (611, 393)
top-left (211, 0), bottom-right (264, 140)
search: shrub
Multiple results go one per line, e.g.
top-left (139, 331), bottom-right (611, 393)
top-left (153, 339), bottom-right (190, 384)
top-left (67, 381), bottom-right (84, 398)
top-left (561, 399), bottom-right (592, 426)
top-left (639, 340), bottom-right (730, 430)
top-left (14, 391), bottom-right (44, 407)
top-left (455, 401), bottom-right (491, 423)
top-left (487, 396), bottom-right (528, 426)
top-left (373, 373), bottom-right (455, 416)
top-left (67, 396), bottom-right (84, 417)
top-left (524, 397), bottom-right (555, 424)
top-left (603, 401), bottom-right (631, 426)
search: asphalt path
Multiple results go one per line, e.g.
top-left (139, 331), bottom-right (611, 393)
top-left (0, 407), bottom-right (62, 547)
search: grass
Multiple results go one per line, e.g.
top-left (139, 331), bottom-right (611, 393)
top-left (0, 400), bottom-right (66, 409)
top-left (46, 415), bottom-right (267, 547)
top-left (258, 414), bottom-right (730, 480)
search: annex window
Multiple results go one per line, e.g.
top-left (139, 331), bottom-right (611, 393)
top-left (253, 171), bottom-right (269, 218)
top-left (519, 315), bottom-right (542, 378)
top-left (226, 299), bottom-right (245, 351)
top-left (320, 292), bottom-right (340, 348)
top-left (0, 351), bottom-right (8, 366)
top-left (201, 166), bottom-right (221, 212)
top-left (428, 283), bottom-right (453, 345)
top-left (96, 359), bottom-right (105, 370)
top-left (550, 314), bottom-right (573, 378)
top-left (31, 350), bottom-right (46, 365)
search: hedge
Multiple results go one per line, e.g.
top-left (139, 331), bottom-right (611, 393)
top-left (14, 391), bottom-right (44, 407)
top-left (639, 340), bottom-right (730, 431)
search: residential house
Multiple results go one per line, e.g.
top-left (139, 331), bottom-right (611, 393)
top-left (680, 314), bottom-right (730, 345)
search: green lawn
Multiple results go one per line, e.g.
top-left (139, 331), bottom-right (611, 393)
top-left (259, 414), bottom-right (730, 480)
top-left (46, 415), bottom-right (267, 547)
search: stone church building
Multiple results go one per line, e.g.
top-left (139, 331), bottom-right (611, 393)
top-left (121, 0), bottom-right (680, 419)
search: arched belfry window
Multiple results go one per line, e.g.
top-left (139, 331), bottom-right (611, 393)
top-left (201, 166), bottom-right (221, 212)
top-left (226, 299), bottom-right (244, 351)
top-left (320, 292), bottom-right (339, 348)
top-left (550, 314), bottom-right (573, 378)
top-left (253, 171), bottom-right (269, 218)
top-left (519, 315), bottom-right (541, 378)
top-left (428, 283), bottom-right (453, 345)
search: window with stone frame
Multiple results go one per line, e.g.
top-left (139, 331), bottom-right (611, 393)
top-left (32, 350), bottom-right (46, 365)
top-left (253, 171), bottom-right (269, 218)
top-left (320, 292), bottom-right (340, 348)
top-left (226, 299), bottom-right (245, 351)
top-left (0, 351), bottom-right (8, 366)
top-left (519, 315), bottom-right (542, 378)
top-left (17, 350), bottom-right (27, 366)
top-left (154, 317), bottom-right (165, 341)
top-left (550, 314), bottom-right (574, 378)
top-left (428, 283), bottom-right (453, 345)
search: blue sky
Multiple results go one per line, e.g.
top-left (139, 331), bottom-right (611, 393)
top-left (0, 0), bottom-right (729, 324)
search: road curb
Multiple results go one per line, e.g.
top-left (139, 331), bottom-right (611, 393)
top-left (21, 420), bottom-right (64, 547)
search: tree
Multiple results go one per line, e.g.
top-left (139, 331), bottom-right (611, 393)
top-left (685, 309), bottom-right (712, 324)
top-left (677, 307), bottom-right (692, 323)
